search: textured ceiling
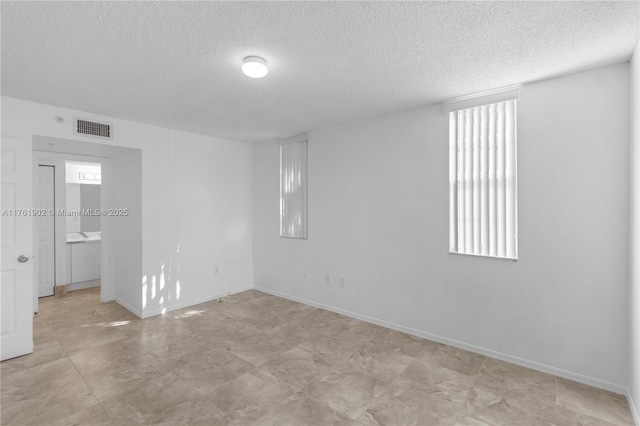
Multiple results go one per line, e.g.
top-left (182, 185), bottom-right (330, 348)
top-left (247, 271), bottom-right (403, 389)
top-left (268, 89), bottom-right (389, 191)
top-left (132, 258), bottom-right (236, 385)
top-left (2, 1), bottom-right (639, 143)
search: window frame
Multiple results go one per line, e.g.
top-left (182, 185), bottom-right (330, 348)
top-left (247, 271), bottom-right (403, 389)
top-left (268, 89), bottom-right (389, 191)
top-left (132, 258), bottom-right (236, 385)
top-left (446, 89), bottom-right (519, 260)
top-left (278, 135), bottom-right (308, 240)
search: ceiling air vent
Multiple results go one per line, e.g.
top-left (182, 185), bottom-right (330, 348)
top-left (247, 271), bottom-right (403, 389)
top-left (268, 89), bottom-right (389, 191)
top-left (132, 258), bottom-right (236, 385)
top-left (73, 117), bottom-right (112, 140)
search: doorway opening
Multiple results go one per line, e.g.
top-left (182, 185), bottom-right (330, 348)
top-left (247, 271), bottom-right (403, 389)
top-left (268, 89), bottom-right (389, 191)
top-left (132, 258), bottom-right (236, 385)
top-left (36, 160), bottom-right (103, 301)
top-left (64, 161), bottom-right (102, 293)
top-left (31, 135), bottom-right (142, 316)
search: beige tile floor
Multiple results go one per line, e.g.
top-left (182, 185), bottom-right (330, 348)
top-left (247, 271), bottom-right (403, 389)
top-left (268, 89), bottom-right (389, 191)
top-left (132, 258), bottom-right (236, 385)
top-left (1, 287), bottom-right (635, 426)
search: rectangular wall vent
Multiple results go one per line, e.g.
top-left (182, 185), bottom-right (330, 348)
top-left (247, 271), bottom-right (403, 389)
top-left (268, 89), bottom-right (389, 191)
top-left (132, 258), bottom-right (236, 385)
top-left (73, 117), bottom-right (112, 139)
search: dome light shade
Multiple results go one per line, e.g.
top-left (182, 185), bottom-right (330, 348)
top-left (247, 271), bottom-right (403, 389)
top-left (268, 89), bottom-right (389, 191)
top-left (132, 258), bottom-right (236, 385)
top-left (242, 56), bottom-right (268, 78)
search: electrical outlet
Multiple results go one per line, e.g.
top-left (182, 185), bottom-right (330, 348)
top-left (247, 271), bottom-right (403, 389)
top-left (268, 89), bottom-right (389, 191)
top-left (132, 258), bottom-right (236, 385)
top-left (325, 273), bottom-right (331, 284)
top-left (339, 275), bottom-right (346, 287)
top-left (303, 269), bottom-right (309, 279)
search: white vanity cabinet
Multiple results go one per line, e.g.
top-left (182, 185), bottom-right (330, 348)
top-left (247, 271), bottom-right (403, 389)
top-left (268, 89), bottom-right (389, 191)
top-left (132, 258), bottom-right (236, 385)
top-left (66, 233), bottom-right (101, 284)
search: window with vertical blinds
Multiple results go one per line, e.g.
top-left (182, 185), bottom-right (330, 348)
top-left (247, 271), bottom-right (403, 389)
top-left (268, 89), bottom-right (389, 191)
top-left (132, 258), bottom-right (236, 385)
top-left (280, 137), bottom-right (308, 239)
top-left (449, 99), bottom-right (518, 259)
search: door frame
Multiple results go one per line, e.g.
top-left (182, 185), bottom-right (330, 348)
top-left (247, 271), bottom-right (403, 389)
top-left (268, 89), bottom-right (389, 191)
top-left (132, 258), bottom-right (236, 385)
top-left (34, 164), bottom-right (57, 300)
top-left (32, 151), bottom-right (114, 308)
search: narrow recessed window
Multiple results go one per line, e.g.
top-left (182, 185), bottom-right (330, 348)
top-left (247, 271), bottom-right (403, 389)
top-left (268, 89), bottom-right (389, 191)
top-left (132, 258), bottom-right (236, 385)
top-left (448, 97), bottom-right (518, 259)
top-left (280, 136), bottom-right (308, 239)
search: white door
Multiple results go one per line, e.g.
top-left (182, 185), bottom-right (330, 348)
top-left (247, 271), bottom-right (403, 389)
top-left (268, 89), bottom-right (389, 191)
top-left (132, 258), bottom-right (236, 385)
top-left (1, 137), bottom-right (33, 361)
top-left (37, 166), bottom-right (55, 297)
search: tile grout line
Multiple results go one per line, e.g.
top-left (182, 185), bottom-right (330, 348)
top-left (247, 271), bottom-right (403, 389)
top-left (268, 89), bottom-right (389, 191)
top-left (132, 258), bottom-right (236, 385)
top-left (254, 315), bottom-right (380, 422)
top-left (41, 290), bottom-right (138, 424)
top-left (453, 357), bottom-right (489, 426)
top-left (300, 328), bottom-right (420, 423)
top-left (59, 332), bottom-right (113, 423)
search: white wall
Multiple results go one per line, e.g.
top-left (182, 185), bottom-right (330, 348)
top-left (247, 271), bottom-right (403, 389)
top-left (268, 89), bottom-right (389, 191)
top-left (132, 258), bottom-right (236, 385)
top-left (112, 150), bottom-right (142, 315)
top-left (253, 63), bottom-right (630, 390)
top-left (629, 41), bottom-right (640, 423)
top-left (2, 96), bottom-right (253, 318)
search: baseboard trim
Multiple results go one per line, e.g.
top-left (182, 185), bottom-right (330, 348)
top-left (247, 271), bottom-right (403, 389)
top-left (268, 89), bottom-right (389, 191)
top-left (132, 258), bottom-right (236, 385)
top-left (115, 297), bottom-right (143, 318)
top-left (68, 279), bottom-right (100, 292)
top-left (140, 286), bottom-right (254, 319)
top-left (627, 388), bottom-right (640, 426)
top-left (254, 286), bottom-right (627, 396)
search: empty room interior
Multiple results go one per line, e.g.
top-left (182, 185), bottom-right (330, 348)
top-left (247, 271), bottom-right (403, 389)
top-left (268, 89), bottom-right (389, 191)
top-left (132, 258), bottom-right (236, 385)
top-left (1, 1), bottom-right (640, 425)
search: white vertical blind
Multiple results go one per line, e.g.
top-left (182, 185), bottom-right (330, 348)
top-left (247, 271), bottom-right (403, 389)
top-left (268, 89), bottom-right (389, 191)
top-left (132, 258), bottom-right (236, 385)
top-left (456, 111), bottom-right (464, 251)
top-left (280, 138), bottom-right (308, 239)
top-left (449, 100), bottom-right (517, 259)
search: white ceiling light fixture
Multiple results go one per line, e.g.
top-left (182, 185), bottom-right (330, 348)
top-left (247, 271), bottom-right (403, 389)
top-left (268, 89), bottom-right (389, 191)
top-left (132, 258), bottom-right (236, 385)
top-left (242, 56), bottom-right (268, 78)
